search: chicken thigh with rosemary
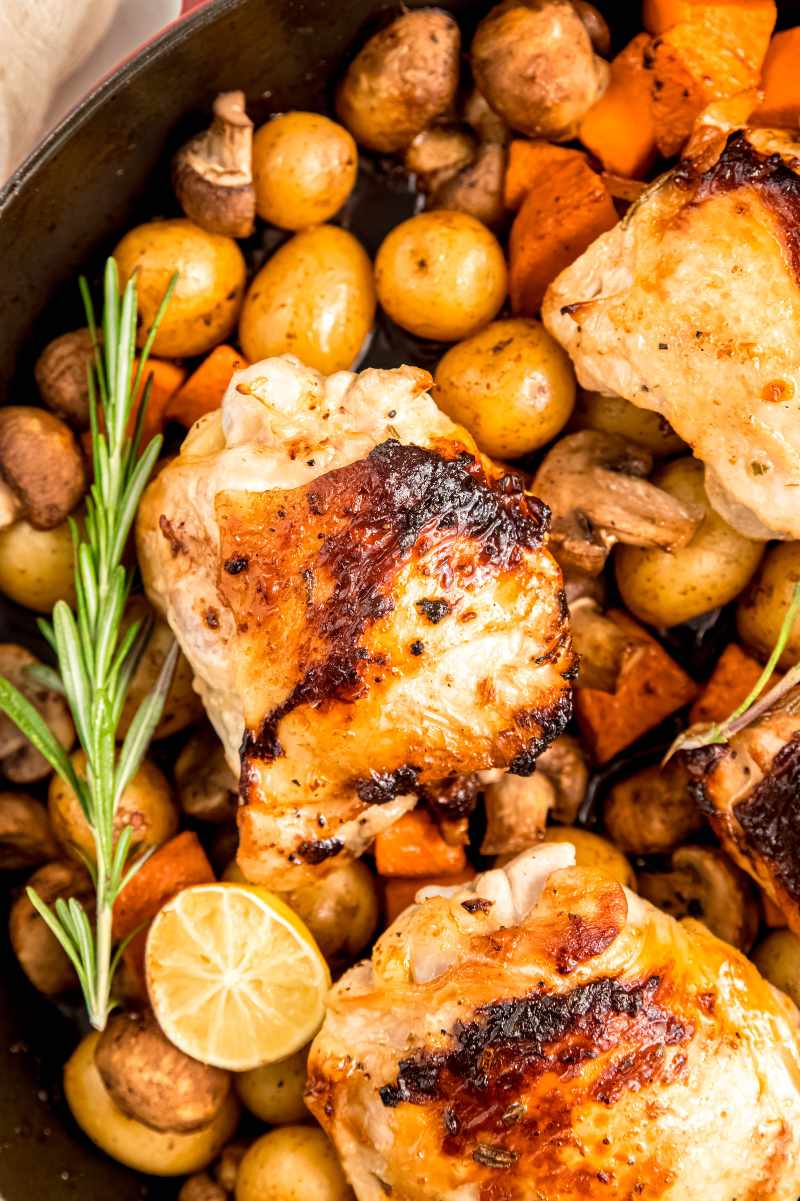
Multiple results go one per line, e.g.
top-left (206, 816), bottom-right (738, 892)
top-left (137, 356), bottom-right (575, 888)
top-left (307, 844), bottom-right (800, 1201)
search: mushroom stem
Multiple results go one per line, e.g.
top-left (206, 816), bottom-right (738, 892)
top-left (206, 91), bottom-right (253, 177)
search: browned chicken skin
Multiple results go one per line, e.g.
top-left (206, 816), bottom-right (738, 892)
top-left (686, 687), bottom-right (800, 934)
top-left (543, 126), bottom-right (800, 540)
top-left (137, 357), bottom-right (575, 887)
top-left (308, 844), bottom-right (800, 1201)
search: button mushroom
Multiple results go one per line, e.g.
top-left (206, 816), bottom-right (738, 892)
top-left (637, 846), bottom-right (760, 951)
top-left (463, 87), bottom-right (511, 146)
top-left (481, 772), bottom-right (554, 855)
top-left (175, 728), bottom-right (238, 824)
top-left (179, 1175), bottom-right (227, 1201)
top-left (9, 860), bottom-right (94, 994)
top-left (603, 760), bottom-right (703, 856)
top-left (571, 0), bottom-right (611, 56)
top-left (404, 126), bottom-right (477, 195)
top-left (533, 430), bottom-right (703, 575)
top-left (173, 91), bottom-right (256, 239)
top-left (568, 595), bottom-right (648, 692)
top-left (0, 407), bottom-right (86, 532)
top-left (0, 644), bottom-right (74, 783)
top-left (94, 1008), bottom-right (231, 1134)
top-left (0, 792), bottom-right (59, 870)
top-left (430, 143), bottom-right (508, 232)
top-left (34, 328), bottom-right (96, 429)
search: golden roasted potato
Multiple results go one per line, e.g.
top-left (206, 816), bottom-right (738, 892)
top-left (235, 1127), bottom-right (353, 1201)
top-left (239, 225), bottom-right (375, 373)
top-left (118, 597), bottom-right (203, 740)
top-left (433, 317), bottom-right (575, 457)
top-left (49, 750), bottom-right (177, 863)
top-left (65, 1032), bottom-right (239, 1176)
top-left (615, 457), bottom-right (764, 628)
top-left (375, 211), bottom-right (507, 342)
top-left (736, 541), bottom-right (800, 670)
top-left (114, 218), bottom-right (246, 357)
top-left (235, 1045), bottom-right (309, 1125)
top-left (253, 112), bottom-right (357, 230)
top-left (752, 930), bottom-right (800, 1008)
top-left (539, 827), bottom-right (635, 888)
top-left (0, 517), bottom-right (76, 611)
top-left (285, 860), bottom-right (379, 962)
top-left (94, 1009), bottom-right (231, 1133)
top-left (571, 391), bottom-right (685, 457)
top-left (336, 9), bottom-right (460, 153)
top-left (9, 860), bottom-right (93, 995)
top-left (471, 0), bottom-right (608, 142)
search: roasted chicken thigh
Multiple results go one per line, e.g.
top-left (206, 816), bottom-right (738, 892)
top-left (307, 844), bottom-right (800, 1201)
top-left (137, 357), bottom-right (575, 887)
top-left (543, 125), bottom-right (800, 540)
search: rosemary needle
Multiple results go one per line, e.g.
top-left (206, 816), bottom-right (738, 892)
top-left (0, 259), bottom-right (177, 1030)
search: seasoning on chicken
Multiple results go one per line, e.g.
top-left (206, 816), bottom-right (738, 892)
top-left (136, 357), bottom-right (575, 888)
top-left (543, 125), bottom-right (800, 541)
top-left (686, 686), bottom-right (800, 936)
top-left (307, 844), bottom-right (800, 1201)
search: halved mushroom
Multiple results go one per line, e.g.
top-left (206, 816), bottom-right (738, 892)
top-left (35, 328), bottom-right (96, 429)
top-left (430, 143), bottom-right (507, 232)
top-left (173, 91), bottom-right (255, 238)
top-left (604, 760), bottom-right (703, 856)
top-left (0, 407), bottom-right (86, 532)
top-left (481, 772), bottom-right (554, 855)
top-left (533, 431), bottom-right (703, 575)
top-left (568, 595), bottom-right (647, 692)
top-left (0, 792), bottom-right (59, 870)
top-left (536, 734), bottom-right (588, 824)
top-left (571, 0), bottom-right (611, 55)
top-left (637, 846), bottom-right (759, 951)
top-left (9, 860), bottom-right (93, 994)
top-left (404, 126), bottom-right (477, 194)
top-left (0, 645), bottom-right (74, 783)
top-left (94, 1008), bottom-right (231, 1133)
top-left (175, 728), bottom-right (238, 824)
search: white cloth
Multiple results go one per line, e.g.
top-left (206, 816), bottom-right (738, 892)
top-left (0, 0), bottom-right (120, 178)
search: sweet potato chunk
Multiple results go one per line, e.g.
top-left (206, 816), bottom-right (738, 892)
top-left (166, 345), bottom-right (248, 428)
top-left (579, 34), bottom-right (659, 179)
top-left (374, 809), bottom-right (467, 877)
top-left (509, 151), bottom-right (617, 315)
top-left (574, 610), bottom-right (697, 763)
top-left (689, 643), bottom-right (775, 726)
top-left (504, 141), bottom-right (586, 211)
top-left (754, 28), bottom-right (800, 126)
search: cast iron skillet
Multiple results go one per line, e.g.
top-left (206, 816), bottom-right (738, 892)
top-left (0, 0), bottom-right (798, 1195)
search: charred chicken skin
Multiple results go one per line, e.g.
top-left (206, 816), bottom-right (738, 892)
top-left (307, 844), bottom-right (800, 1201)
top-left (687, 687), bottom-right (800, 935)
top-left (137, 357), bottom-right (575, 887)
top-left (543, 125), bottom-right (800, 540)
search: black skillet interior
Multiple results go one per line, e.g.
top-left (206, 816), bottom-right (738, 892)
top-left (1, 1), bottom-right (799, 1195)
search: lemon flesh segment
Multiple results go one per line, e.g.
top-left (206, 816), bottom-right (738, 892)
top-left (145, 882), bottom-right (331, 1071)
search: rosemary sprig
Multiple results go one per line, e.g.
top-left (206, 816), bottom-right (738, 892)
top-left (665, 582), bottom-right (800, 761)
top-left (0, 259), bottom-right (178, 1029)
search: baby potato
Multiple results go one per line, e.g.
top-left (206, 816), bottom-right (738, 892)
top-left (253, 112), bottom-right (357, 230)
top-left (571, 392), bottom-right (686, 457)
top-left (615, 457), bottom-right (764, 628)
top-left (433, 318), bottom-right (575, 458)
top-left (49, 750), bottom-right (177, 864)
top-left (285, 859), bottom-right (378, 962)
top-left (65, 1032), bottom-right (239, 1176)
top-left (236, 1127), bottom-right (353, 1201)
top-left (375, 211), bottom-right (507, 342)
top-left (0, 517), bottom-right (76, 611)
top-left (539, 827), bottom-right (635, 889)
top-left (239, 225), bottom-right (375, 373)
top-left (737, 542), bottom-right (800, 670)
top-left (235, 1045), bottom-right (309, 1125)
top-left (114, 218), bottom-right (246, 357)
top-left (752, 930), bottom-right (800, 1008)
top-left (118, 597), bottom-right (203, 740)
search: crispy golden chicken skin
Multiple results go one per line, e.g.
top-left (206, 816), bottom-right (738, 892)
top-left (686, 688), bottom-right (800, 935)
top-left (307, 845), bottom-right (800, 1201)
top-left (543, 126), bottom-right (800, 540)
top-left (137, 357), bottom-right (575, 887)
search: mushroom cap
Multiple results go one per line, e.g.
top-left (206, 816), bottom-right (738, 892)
top-left (172, 91), bottom-right (255, 239)
top-left (34, 328), bottom-right (95, 429)
top-left (0, 406), bottom-right (86, 529)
